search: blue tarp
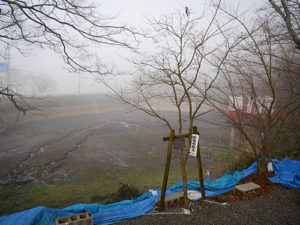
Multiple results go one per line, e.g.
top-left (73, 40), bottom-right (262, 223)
top-left (167, 160), bottom-right (258, 193)
top-left (0, 159), bottom-right (299, 225)
top-left (269, 159), bottom-right (300, 188)
top-left (63, 192), bottom-right (159, 225)
top-left (0, 207), bottom-right (74, 225)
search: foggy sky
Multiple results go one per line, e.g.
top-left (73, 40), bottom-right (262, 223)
top-left (7, 0), bottom-right (260, 96)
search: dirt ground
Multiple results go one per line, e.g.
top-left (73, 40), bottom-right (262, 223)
top-left (0, 94), bottom-right (229, 187)
top-left (121, 174), bottom-right (300, 225)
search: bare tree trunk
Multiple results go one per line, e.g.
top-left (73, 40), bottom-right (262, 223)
top-left (259, 153), bottom-right (267, 173)
top-left (180, 150), bottom-right (189, 210)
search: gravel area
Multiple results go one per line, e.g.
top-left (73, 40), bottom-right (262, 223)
top-left (121, 186), bottom-right (300, 225)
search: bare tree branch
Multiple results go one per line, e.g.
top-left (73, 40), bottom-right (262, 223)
top-left (0, 0), bottom-right (139, 73)
top-left (104, 4), bottom-right (240, 210)
top-left (268, 0), bottom-right (300, 50)
top-left (208, 5), bottom-right (300, 172)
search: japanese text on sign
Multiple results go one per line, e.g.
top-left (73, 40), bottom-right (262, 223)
top-left (189, 134), bottom-right (199, 157)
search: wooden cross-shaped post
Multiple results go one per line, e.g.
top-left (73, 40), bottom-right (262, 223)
top-left (158, 126), bottom-right (205, 211)
top-left (159, 131), bottom-right (189, 211)
top-left (158, 129), bottom-right (174, 212)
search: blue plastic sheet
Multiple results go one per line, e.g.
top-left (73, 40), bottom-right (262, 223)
top-left (63, 192), bottom-right (159, 225)
top-left (64, 192), bottom-right (153, 214)
top-left (167, 161), bottom-right (258, 193)
top-left (0, 159), bottom-right (298, 225)
top-left (0, 207), bottom-right (74, 225)
top-left (269, 159), bottom-right (300, 188)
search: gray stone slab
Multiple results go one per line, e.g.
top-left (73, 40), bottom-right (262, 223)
top-left (235, 182), bottom-right (261, 193)
top-left (165, 192), bottom-right (184, 203)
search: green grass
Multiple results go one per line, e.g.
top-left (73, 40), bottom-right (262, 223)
top-left (0, 148), bottom-right (237, 216)
top-left (225, 156), bottom-right (256, 173)
top-left (0, 160), bottom-right (201, 216)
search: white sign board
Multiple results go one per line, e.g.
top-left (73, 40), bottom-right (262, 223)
top-left (189, 134), bottom-right (199, 157)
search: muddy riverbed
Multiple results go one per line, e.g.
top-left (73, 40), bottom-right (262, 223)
top-left (0, 94), bottom-right (231, 188)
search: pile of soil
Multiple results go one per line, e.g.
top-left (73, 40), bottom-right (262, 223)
top-left (121, 172), bottom-right (300, 225)
top-left (210, 171), bottom-right (277, 202)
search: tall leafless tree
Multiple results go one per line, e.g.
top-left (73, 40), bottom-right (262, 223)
top-left (208, 4), bottom-right (300, 172)
top-left (104, 2), bottom-right (243, 209)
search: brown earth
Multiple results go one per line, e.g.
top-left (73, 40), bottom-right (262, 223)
top-left (210, 171), bottom-right (278, 203)
top-left (121, 173), bottom-right (300, 225)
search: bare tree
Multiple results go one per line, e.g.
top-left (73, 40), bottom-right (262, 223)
top-left (267, 0), bottom-right (300, 50)
top-left (0, 0), bottom-right (138, 113)
top-left (104, 3), bottom-right (242, 210)
top-left (208, 6), bottom-right (300, 172)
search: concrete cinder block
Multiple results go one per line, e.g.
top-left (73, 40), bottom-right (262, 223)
top-left (235, 182), bottom-right (261, 193)
top-left (56, 212), bottom-right (93, 225)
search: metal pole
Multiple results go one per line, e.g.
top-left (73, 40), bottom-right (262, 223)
top-left (159, 129), bottom-right (174, 212)
top-left (78, 74), bottom-right (81, 95)
top-left (7, 44), bottom-right (11, 87)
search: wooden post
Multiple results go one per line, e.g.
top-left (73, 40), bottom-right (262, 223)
top-left (193, 126), bottom-right (206, 199)
top-left (159, 129), bottom-right (175, 212)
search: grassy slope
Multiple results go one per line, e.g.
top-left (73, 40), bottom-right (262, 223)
top-left (0, 147), bottom-right (238, 216)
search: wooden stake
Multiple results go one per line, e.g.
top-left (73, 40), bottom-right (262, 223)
top-left (193, 126), bottom-right (206, 199)
top-left (162, 133), bottom-right (189, 141)
top-left (159, 129), bottom-right (174, 212)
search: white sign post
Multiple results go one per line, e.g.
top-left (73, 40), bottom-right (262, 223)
top-left (189, 134), bottom-right (199, 157)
